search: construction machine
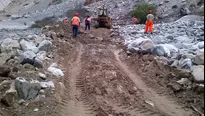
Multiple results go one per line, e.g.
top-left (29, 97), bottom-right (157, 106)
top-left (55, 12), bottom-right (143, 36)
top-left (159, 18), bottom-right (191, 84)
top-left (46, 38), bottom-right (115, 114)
top-left (92, 5), bottom-right (112, 29)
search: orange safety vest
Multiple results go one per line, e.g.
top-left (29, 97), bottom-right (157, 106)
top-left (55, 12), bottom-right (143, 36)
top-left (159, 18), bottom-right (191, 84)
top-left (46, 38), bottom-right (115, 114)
top-left (72, 16), bottom-right (80, 26)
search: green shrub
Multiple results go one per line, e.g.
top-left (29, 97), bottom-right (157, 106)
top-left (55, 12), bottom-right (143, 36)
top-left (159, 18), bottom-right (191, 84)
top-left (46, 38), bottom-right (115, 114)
top-left (30, 23), bottom-right (42, 28)
top-left (131, 3), bottom-right (156, 24)
top-left (199, 11), bottom-right (204, 16)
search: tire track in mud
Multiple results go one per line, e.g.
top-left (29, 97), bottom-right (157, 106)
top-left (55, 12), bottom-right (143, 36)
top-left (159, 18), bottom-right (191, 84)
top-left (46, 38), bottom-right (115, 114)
top-left (113, 50), bottom-right (194, 116)
top-left (60, 43), bottom-right (96, 116)
top-left (79, 44), bottom-right (167, 116)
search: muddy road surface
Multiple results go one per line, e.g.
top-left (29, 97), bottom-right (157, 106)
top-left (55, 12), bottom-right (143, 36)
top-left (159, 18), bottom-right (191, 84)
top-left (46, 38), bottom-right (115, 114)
top-left (48, 24), bottom-right (199, 116)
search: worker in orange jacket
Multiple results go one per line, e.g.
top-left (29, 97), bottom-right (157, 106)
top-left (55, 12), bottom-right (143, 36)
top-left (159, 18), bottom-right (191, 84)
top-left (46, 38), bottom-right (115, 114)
top-left (71, 13), bottom-right (81, 37)
top-left (144, 10), bottom-right (154, 34)
top-left (133, 16), bottom-right (137, 24)
top-left (63, 17), bottom-right (68, 25)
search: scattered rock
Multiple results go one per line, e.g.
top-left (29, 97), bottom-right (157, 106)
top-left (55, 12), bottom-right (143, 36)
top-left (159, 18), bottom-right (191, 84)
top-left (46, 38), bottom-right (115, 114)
top-left (15, 77), bottom-right (41, 100)
top-left (33, 51), bottom-right (46, 68)
top-left (192, 65), bottom-right (204, 83)
top-left (38, 40), bottom-right (52, 52)
top-left (20, 39), bottom-right (39, 53)
top-left (47, 63), bottom-right (64, 77)
top-left (1, 82), bottom-right (18, 107)
top-left (34, 108), bottom-right (39, 112)
top-left (39, 73), bottom-right (46, 80)
top-left (179, 58), bottom-right (192, 69)
top-left (19, 51), bottom-right (36, 65)
top-left (152, 46), bottom-right (166, 56)
top-left (192, 51), bottom-right (204, 65)
top-left (176, 78), bottom-right (189, 85)
top-left (0, 38), bottom-right (20, 52)
top-left (40, 81), bottom-right (55, 89)
top-left (168, 82), bottom-right (182, 92)
top-left (88, 34), bottom-right (95, 39)
top-left (18, 99), bottom-right (25, 105)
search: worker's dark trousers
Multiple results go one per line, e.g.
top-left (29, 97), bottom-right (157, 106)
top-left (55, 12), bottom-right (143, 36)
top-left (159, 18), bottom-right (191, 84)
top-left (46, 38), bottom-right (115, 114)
top-left (85, 24), bottom-right (90, 30)
top-left (72, 25), bottom-right (79, 37)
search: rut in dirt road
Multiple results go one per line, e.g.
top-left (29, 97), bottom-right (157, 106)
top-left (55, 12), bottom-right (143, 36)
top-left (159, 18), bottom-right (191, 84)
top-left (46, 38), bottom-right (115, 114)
top-left (57, 28), bottom-right (195, 116)
top-left (114, 50), bottom-right (194, 116)
top-left (60, 44), bottom-right (95, 116)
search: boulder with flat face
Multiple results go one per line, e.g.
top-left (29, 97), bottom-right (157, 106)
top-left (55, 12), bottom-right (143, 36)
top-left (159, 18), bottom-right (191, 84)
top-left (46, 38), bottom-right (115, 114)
top-left (15, 77), bottom-right (41, 100)
top-left (192, 65), bottom-right (204, 83)
top-left (0, 38), bottom-right (20, 52)
top-left (38, 40), bottom-right (52, 52)
top-left (20, 39), bottom-right (39, 53)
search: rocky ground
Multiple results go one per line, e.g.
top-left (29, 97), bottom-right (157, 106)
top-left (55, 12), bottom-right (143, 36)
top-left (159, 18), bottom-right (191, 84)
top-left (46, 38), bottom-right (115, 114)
top-left (0, 20), bottom-right (204, 116)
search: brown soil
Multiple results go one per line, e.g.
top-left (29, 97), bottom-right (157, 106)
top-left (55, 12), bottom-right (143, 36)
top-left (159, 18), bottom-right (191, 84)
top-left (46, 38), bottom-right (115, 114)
top-left (46, 23), bottom-right (202, 116)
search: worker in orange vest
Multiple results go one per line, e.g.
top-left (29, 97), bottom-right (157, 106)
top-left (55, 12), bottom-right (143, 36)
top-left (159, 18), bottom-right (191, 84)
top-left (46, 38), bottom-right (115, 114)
top-left (63, 17), bottom-right (68, 25)
top-left (71, 13), bottom-right (81, 37)
top-left (144, 10), bottom-right (154, 34)
top-left (133, 16), bottom-right (137, 24)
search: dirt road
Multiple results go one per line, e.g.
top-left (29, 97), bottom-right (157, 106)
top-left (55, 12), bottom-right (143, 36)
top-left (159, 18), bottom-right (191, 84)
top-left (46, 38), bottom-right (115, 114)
top-left (50, 24), bottom-right (197, 116)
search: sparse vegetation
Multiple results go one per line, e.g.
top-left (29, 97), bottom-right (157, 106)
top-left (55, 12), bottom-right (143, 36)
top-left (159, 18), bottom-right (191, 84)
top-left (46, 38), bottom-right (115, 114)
top-left (30, 23), bottom-right (42, 28)
top-left (199, 11), bottom-right (204, 16)
top-left (131, 3), bottom-right (156, 24)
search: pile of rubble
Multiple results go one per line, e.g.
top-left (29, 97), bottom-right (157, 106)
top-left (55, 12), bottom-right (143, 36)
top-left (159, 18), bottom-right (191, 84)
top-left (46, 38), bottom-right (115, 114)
top-left (119, 15), bottom-right (204, 83)
top-left (0, 28), bottom-right (64, 110)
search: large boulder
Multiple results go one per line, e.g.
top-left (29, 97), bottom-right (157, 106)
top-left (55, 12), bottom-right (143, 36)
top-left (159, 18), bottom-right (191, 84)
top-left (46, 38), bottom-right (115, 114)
top-left (19, 51), bottom-right (36, 65)
top-left (33, 51), bottom-right (46, 68)
top-left (20, 39), bottom-right (39, 53)
top-left (15, 77), bottom-right (41, 100)
top-left (192, 65), bottom-right (204, 83)
top-left (1, 82), bottom-right (18, 107)
top-left (38, 40), bottom-right (52, 52)
top-left (139, 39), bottom-right (154, 52)
top-left (0, 38), bottom-right (20, 52)
top-left (192, 51), bottom-right (204, 65)
top-left (152, 46), bottom-right (167, 56)
top-left (179, 58), bottom-right (193, 69)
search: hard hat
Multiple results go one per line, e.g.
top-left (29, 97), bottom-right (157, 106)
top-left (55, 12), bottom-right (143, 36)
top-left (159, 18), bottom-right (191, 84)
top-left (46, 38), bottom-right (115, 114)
top-left (149, 10), bottom-right (153, 13)
top-left (75, 13), bottom-right (79, 16)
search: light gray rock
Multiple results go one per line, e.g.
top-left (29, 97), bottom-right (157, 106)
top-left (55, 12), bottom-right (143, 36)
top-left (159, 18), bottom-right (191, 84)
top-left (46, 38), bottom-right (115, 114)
top-left (152, 46), bottom-right (166, 56)
top-left (1, 82), bottom-right (18, 107)
top-left (171, 60), bottom-right (179, 67)
top-left (179, 58), bottom-right (192, 69)
top-left (33, 51), bottom-right (46, 68)
top-left (39, 73), bottom-right (46, 80)
top-left (15, 77), bottom-right (41, 100)
top-left (38, 40), bottom-right (52, 52)
top-left (20, 39), bottom-right (39, 53)
top-left (139, 39), bottom-right (154, 52)
top-left (192, 65), bottom-right (204, 82)
top-left (192, 51), bottom-right (204, 65)
top-left (19, 51), bottom-right (36, 65)
top-left (0, 38), bottom-right (20, 52)
top-left (40, 81), bottom-right (55, 89)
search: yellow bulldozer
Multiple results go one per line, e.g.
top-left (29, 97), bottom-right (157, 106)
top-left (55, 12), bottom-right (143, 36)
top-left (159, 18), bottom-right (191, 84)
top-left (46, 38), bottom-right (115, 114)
top-left (92, 5), bottom-right (112, 29)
